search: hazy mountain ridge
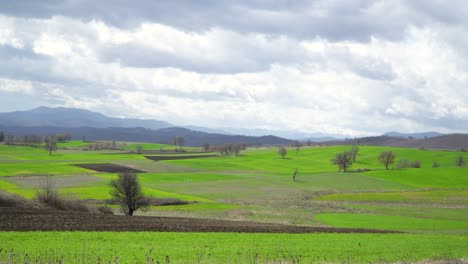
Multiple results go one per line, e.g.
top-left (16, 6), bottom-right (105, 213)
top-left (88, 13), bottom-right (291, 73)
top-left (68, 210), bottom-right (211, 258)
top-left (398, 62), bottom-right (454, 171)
top-left (0, 107), bottom-right (173, 130)
top-left (0, 126), bottom-right (293, 147)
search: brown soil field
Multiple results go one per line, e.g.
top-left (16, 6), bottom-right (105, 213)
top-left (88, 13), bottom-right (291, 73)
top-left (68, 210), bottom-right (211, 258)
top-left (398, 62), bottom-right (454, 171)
top-left (145, 154), bottom-right (218, 161)
top-left (0, 208), bottom-right (398, 233)
top-left (73, 163), bottom-right (146, 173)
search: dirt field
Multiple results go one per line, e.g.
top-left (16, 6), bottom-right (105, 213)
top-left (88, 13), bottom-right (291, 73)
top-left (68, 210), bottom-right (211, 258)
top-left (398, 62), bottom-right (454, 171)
top-left (73, 163), bottom-right (146, 173)
top-left (145, 154), bottom-right (218, 161)
top-left (0, 208), bottom-right (398, 233)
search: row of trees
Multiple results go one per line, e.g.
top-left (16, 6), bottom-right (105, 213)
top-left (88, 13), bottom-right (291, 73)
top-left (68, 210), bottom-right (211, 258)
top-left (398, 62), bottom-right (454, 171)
top-left (206, 143), bottom-right (247, 156)
top-left (1, 133), bottom-right (71, 147)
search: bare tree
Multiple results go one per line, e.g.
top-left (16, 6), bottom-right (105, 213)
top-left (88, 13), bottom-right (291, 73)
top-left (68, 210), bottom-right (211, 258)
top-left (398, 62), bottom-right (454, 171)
top-left (378, 151), bottom-right (396, 170)
top-left (0, 131), bottom-right (4, 142)
top-left (110, 172), bottom-right (149, 216)
top-left (306, 140), bottom-right (312, 146)
top-left (278, 146), bottom-right (287, 159)
top-left (455, 156), bottom-right (465, 167)
top-left (202, 143), bottom-right (210, 152)
top-left (44, 135), bottom-right (57, 156)
top-left (349, 145), bottom-right (359, 162)
top-left (136, 144), bottom-right (143, 154)
top-left (172, 136), bottom-right (185, 150)
top-left (332, 151), bottom-right (353, 172)
top-left (293, 141), bottom-right (302, 153)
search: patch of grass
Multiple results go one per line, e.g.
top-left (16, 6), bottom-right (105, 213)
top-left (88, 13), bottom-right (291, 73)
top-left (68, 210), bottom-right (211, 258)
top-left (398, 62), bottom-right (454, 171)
top-left (316, 189), bottom-right (468, 204)
top-left (0, 232), bottom-right (466, 263)
top-left (315, 213), bottom-right (468, 232)
top-left (345, 204), bottom-right (468, 221)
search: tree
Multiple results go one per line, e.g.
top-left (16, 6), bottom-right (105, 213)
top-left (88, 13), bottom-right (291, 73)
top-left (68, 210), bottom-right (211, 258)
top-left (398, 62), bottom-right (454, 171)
top-left (349, 145), bottom-right (359, 162)
top-left (136, 144), bottom-right (143, 154)
top-left (202, 143), bottom-right (210, 152)
top-left (293, 141), bottom-right (302, 153)
top-left (332, 151), bottom-right (353, 172)
top-left (455, 156), bottom-right (465, 167)
top-left (292, 168), bottom-right (298, 181)
top-left (0, 131), bottom-right (4, 142)
top-left (172, 136), bottom-right (185, 150)
top-left (44, 135), bottom-right (57, 156)
top-left (110, 172), bottom-right (149, 216)
top-left (278, 146), bottom-right (287, 159)
top-left (378, 151), bottom-right (396, 170)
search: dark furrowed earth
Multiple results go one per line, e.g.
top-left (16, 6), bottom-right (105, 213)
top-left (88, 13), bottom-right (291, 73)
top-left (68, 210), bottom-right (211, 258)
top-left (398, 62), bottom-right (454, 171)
top-left (144, 155), bottom-right (218, 161)
top-left (73, 163), bottom-right (146, 173)
top-left (0, 208), bottom-right (399, 233)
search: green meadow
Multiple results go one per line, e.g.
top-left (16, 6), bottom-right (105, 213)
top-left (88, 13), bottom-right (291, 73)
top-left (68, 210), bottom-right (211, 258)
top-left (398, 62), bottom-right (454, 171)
top-left (0, 141), bottom-right (467, 262)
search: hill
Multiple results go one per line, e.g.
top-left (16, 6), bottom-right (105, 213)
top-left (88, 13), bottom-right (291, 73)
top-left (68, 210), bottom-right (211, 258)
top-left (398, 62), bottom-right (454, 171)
top-left (0, 126), bottom-right (293, 146)
top-left (325, 134), bottom-right (468, 150)
top-left (384, 131), bottom-right (444, 139)
top-left (0, 107), bottom-right (172, 130)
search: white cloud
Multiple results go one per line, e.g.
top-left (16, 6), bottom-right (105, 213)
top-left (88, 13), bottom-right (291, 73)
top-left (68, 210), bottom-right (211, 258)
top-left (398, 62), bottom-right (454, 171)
top-left (0, 1), bottom-right (467, 136)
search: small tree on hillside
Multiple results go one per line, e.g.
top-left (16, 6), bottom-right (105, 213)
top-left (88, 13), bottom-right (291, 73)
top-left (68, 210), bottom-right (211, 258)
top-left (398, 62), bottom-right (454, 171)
top-left (202, 143), bottom-right (210, 152)
top-left (349, 145), bottom-right (359, 162)
top-left (278, 146), bottom-right (287, 159)
top-left (455, 156), bottom-right (465, 167)
top-left (378, 151), bottom-right (396, 170)
top-left (332, 151), bottom-right (353, 172)
top-left (0, 131), bottom-right (4, 142)
top-left (136, 144), bottom-right (143, 154)
top-left (110, 172), bottom-right (149, 216)
top-left (44, 135), bottom-right (57, 156)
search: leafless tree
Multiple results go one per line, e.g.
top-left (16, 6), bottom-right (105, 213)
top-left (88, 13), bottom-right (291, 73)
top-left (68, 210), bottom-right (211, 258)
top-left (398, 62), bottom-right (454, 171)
top-left (136, 144), bottom-right (143, 154)
top-left (0, 131), bottom-right (4, 142)
top-left (378, 151), bottom-right (396, 170)
top-left (293, 141), bottom-right (302, 153)
top-left (110, 172), bottom-right (149, 216)
top-left (202, 143), bottom-right (210, 152)
top-left (44, 135), bottom-right (57, 156)
top-left (172, 136), bottom-right (185, 150)
top-left (332, 151), bottom-right (353, 172)
top-left (278, 146), bottom-right (287, 159)
top-left (349, 145), bottom-right (359, 162)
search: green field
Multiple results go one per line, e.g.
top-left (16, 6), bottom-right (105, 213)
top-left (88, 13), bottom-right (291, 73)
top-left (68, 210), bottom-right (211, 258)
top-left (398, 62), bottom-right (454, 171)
top-left (0, 232), bottom-right (466, 263)
top-left (0, 141), bottom-right (467, 263)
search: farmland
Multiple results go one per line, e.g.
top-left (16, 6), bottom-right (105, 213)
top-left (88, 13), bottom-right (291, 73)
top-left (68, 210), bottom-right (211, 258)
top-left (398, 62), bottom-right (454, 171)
top-left (0, 141), bottom-right (467, 263)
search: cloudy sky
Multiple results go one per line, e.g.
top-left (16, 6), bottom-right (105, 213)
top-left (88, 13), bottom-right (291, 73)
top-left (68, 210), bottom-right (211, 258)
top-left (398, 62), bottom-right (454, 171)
top-left (1, 0), bottom-right (467, 136)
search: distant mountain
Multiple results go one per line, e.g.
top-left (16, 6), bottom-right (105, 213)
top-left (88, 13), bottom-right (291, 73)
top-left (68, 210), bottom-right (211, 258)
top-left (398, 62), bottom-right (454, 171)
top-left (0, 107), bottom-right (172, 130)
top-left (384, 131), bottom-right (444, 139)
top-left (0, 126), bottom-right (293, 147)
top-left (324, 134), bottom-right (468, 151)
top-left (184, 126), bottom-right (343, 141)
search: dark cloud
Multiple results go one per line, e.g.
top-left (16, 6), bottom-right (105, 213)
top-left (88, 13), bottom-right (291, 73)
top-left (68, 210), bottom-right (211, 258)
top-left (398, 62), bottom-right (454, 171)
top-left (1, 0), bottom-right (466, 42)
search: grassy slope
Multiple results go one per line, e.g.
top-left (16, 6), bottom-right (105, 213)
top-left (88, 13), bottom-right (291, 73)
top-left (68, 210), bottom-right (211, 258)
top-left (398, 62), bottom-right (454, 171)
top-left (0, 232), bottom-right (466, 263)
top-left (0, 144), bottom-right (467, 233)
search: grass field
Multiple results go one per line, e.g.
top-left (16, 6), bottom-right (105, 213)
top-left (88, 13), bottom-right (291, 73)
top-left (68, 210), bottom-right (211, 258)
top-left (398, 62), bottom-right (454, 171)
top-left (0, 232), bottom-right (466, 263)
top-left (0, 141), bottom-right (467, 262)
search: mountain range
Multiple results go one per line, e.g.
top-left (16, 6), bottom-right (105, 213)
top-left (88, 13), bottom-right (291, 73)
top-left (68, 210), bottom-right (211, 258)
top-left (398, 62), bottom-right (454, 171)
top-left (0, 106), bottom-right (465, 149)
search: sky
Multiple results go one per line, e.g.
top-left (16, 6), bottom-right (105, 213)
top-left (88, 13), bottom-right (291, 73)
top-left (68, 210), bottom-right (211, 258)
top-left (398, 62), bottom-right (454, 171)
top-left (0, 0), bottom-right (467, 137)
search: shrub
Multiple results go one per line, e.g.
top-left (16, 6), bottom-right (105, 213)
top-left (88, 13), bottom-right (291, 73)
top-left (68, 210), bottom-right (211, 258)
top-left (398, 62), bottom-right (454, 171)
top-left (36, 176), bottom-right (90, 212)
top-left (455, 156), bottom-right (466, 167)
top-left (411, 160), bottom-right (421, 168)
top-left (396, 159), bottom-right (410, 169)
top-left (0, 191), bottom-right (35, 208)
top-left (432, 161), bottom-right (440, 168)
top-left (97, 205), bottom-right (114, 215)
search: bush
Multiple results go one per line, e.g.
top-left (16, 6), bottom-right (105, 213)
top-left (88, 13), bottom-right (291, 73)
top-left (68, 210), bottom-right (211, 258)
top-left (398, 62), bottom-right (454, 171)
top-left (396, 159), bottom-right (411, 169)
top-left (36, 177), bottom-right (90, 212)
top-left (396, 159), bottom-right (421, 169)
top-left (97, 205), bottom-right (114, 215)
top-left (455, 156), bottom-right (466, 167)
top-left (410, 160), bottom-right (421, 168)
top-left (0, 191), bottom-right (35, 208)
top-left (432, 161), bottom-right (440, 168)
